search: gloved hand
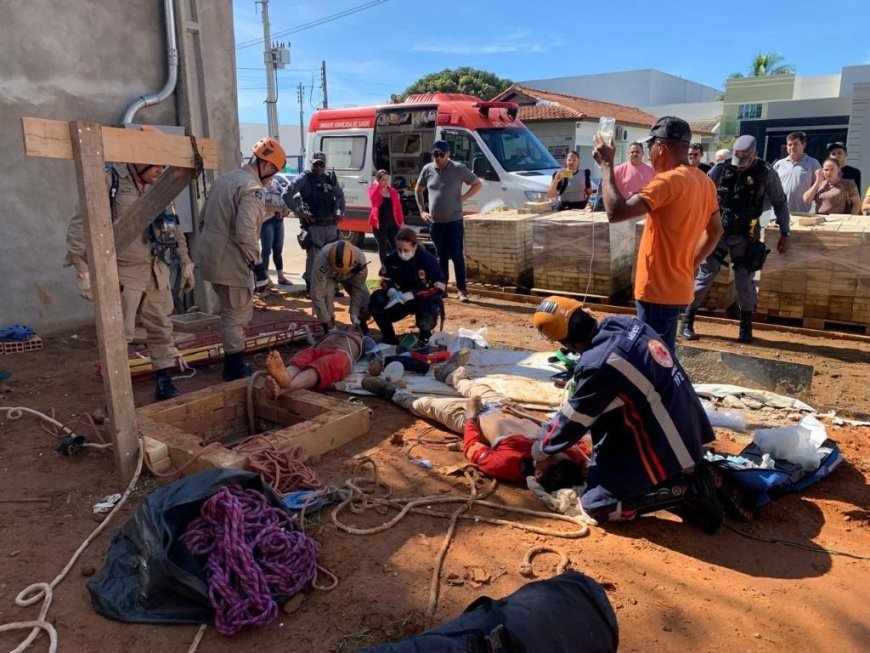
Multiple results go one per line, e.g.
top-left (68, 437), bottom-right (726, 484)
top-left (180, 262), bottom-right (196, 294)
top-left (77, 270), bottom-right (93, 302)
top-left (401, 291), bottom-right (415, 303)
top-left (384, 287), bottom-right (404, 309)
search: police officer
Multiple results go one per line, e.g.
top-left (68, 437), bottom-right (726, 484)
top-left (287, 151), bottom-right (346, 295)
top-left (66, 126), bottom-right (195, 401)
top-left (197, 137), bottom-right (286, 380)
top-left (531, 296), bottom-right (725, 533)
top-left (681, 135), bottom-right (791, 344)
top-left (310, 240), bottom-right (370, 333)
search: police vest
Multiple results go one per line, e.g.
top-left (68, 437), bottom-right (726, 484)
top-left (716, 161), bottom-right (771, 236)
top-left (301, 171), bottom-right (338, 220)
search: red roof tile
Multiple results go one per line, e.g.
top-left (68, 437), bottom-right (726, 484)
top-left (492, 84), bottom-right (658, 127)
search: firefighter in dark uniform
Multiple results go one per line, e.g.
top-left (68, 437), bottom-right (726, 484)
top-left (681, 135), bottom-right (791, 343)
top-left (287, 151), bottom-right (346, 295)
top-left (368, 227), bottom-right (445, 345)
top-left (531, 296), bottom-right (725, 533)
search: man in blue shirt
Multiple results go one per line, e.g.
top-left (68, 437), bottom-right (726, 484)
top-left (531, 296), bottom-right (725, 533)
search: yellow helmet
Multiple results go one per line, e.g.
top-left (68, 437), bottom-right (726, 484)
top-left (532, 295), bottom-right (586, 342)
top-left (327, 241), bottom-right (355, 276)
top-left (251, 137), bottom-right (286, 170)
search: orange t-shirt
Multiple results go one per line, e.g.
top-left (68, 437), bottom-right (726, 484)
top-left (636, 166), bottom-right (718, 305)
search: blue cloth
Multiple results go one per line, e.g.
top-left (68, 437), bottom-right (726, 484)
top-left (635, 301), bottom-right (682, 352)
top-left (0, 370), bottom-right (11, 383)
top-left (429, 219), bottom-right (467, 292)
top-left (540, 316), bottom-right (714, 511)
top-left (0, 325), bottom-right (35, 342)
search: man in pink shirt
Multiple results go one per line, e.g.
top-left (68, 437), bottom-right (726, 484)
top-left (613, 141), bottom-right (655, 196)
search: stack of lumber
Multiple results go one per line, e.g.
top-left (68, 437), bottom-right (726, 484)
top-left (757, 214), bottom-right (870, 325)
top-left (630, 219), bottom-right (736, 310)
top-left (533, 210), bottom-right (635, 297)
top-left (464, 206), bottom-right (537, 288)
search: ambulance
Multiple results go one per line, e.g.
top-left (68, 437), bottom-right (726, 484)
top-left (305, 93), bottom-right (560, 245)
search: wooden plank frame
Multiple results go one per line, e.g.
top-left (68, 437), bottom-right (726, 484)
top-left (21, 117), bottom-right (218, 482)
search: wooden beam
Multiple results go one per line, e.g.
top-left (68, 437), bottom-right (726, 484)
top-left (113, 167), bottom-right (195, 253)
top-left (22, 116), bottom-right (217, 169)
top-left (69, 121), bottom-right (140, 483)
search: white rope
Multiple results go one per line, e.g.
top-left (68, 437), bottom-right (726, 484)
top-left (0, 405), bottom-right (144, 652)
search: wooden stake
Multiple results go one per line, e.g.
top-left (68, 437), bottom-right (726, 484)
top-left (69, 121), bottom-right (139, 483)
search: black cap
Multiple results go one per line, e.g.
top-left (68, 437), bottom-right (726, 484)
top-left (827, 141), bottom-right (847, 152)
top-left (640, 116), bottom-right (692, 144)
top-left (431, 139), bottom-right (450, 153)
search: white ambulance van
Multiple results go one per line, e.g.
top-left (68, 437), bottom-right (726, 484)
top-left (305, 93), bottom-right (560, 245)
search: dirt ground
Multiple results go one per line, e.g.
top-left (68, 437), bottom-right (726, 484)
top-left (1, 291), bottom-right (869, 653)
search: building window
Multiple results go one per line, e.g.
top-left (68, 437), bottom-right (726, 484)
top-left (737, 103), bottom-right (762, 120)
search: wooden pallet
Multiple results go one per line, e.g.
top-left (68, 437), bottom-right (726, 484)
top-left (757, 313), bottom-right (870, 335)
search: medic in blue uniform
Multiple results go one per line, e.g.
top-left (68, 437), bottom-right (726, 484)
top-left (531, 296), bottom-right (724, 533)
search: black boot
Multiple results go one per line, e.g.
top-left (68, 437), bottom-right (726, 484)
top-left (154, 368), bottom-right (181, 401)
top-left (680, 308), bottom-right (699, 341)
top-left (737, 310), bottom-right (753, 343)
top-left (222, 351), bottom-right (252, 381)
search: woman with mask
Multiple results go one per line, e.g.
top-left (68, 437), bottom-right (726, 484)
top-left (367, 169), bottom-right (405, 267)
top-left (368, 227), bottom-right (445, 345)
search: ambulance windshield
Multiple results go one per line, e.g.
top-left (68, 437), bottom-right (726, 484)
top-left (478, 127), bottom-right (559, 173)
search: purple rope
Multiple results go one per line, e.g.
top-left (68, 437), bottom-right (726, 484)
top-left (181, 485), bottom-right (318, 636)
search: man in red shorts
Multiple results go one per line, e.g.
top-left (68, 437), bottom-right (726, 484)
top-left (264, 330), bottom-right (370, 397)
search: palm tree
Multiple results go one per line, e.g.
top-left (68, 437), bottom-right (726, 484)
top-left (729, 52), bottom-right (795, 78)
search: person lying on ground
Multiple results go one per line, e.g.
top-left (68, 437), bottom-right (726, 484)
top-left (362, 350), bottom-right (588, 492)
top-left (264, 329), bottom-right (374, 398)
top-left (531, 295), bottom-right (726, 533)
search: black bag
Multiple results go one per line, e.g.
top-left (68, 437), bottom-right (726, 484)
top-left (297, 227), bottom-right (313, 249)
top-left (356, 571), bottom-right (619, 653)
top-left (87, 469), bottom-right (288, 625)
top-left (743, 239), bottom-right (770, 273)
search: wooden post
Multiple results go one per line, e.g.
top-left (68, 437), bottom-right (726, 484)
top-left (69, 121), bottom-right (139, 482)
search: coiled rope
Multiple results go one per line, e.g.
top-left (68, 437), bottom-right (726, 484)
top-left (180, 485), bottom-right (318, 636)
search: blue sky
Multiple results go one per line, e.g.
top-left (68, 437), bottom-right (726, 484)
top-left (234, 0), bottom-right (870, 125)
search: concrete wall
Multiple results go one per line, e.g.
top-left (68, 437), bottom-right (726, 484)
top-left (847, 83), bottom-right (870, 196)
top-left (0, 0), bottom-right (238, 332)
top-left (840, 65), bottom-right (870, 97)
top-left (520, 70), bottom-right (721, 107)
top-left (793, 74), bottom-right (841, 100)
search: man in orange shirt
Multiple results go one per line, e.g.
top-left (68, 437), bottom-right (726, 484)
top-left (593, 117), bottom-right (723, 351)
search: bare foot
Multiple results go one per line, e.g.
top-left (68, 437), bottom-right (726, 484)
top-left (265, 350), bottom-right (292, 389)
top-left (265, 375), bottom-right (284, 400)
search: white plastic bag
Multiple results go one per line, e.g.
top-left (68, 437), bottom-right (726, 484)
top-left (752, 415), bottom-right (827, 471)
top-left (448, 326), bottom-right (488, 352)
top-left (701, 400), bottom-right (747, 431)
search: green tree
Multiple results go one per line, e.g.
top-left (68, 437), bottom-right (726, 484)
top-left (729, 52), bottom-right (795, 78)
top-left (400, 67), bottom-right (512, 101)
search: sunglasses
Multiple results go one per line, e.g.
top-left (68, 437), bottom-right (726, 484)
top-left (432, 151), bottom-right (447, 158)
top-left (312, 161), bottom-right (326, 166)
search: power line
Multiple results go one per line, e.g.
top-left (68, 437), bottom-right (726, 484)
top-left (235, 0), bottom-right (391, 50)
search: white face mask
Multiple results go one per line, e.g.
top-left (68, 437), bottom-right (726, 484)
top-left (397, 249), bottom-right (414, 261)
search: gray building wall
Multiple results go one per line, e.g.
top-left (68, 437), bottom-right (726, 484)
top-left (0, 0), bottom-right (238, 332)
top-left (520, 70), bottom-right (721, 107)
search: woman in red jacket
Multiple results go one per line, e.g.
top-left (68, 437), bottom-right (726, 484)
top-left (368, 169), bottom-right (405, 267)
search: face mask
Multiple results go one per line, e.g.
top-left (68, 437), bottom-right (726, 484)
top-left (398, 249), bottom-right (414, 261)
top-left (735, 153), bottom-right (755, 169)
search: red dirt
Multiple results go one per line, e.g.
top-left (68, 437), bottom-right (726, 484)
top-left (0, 293), bottom-right (868, 653)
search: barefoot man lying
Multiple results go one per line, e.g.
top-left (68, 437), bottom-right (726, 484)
top-left (264, 329), bottom-right (374, 398)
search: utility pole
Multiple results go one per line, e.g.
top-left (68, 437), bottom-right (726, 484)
top-left (297, 82), bottom-right (306, 161)
top-left (320, 60), bottom-right (328, 109)
top-left (257, 0), bottom-right (279, 139)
